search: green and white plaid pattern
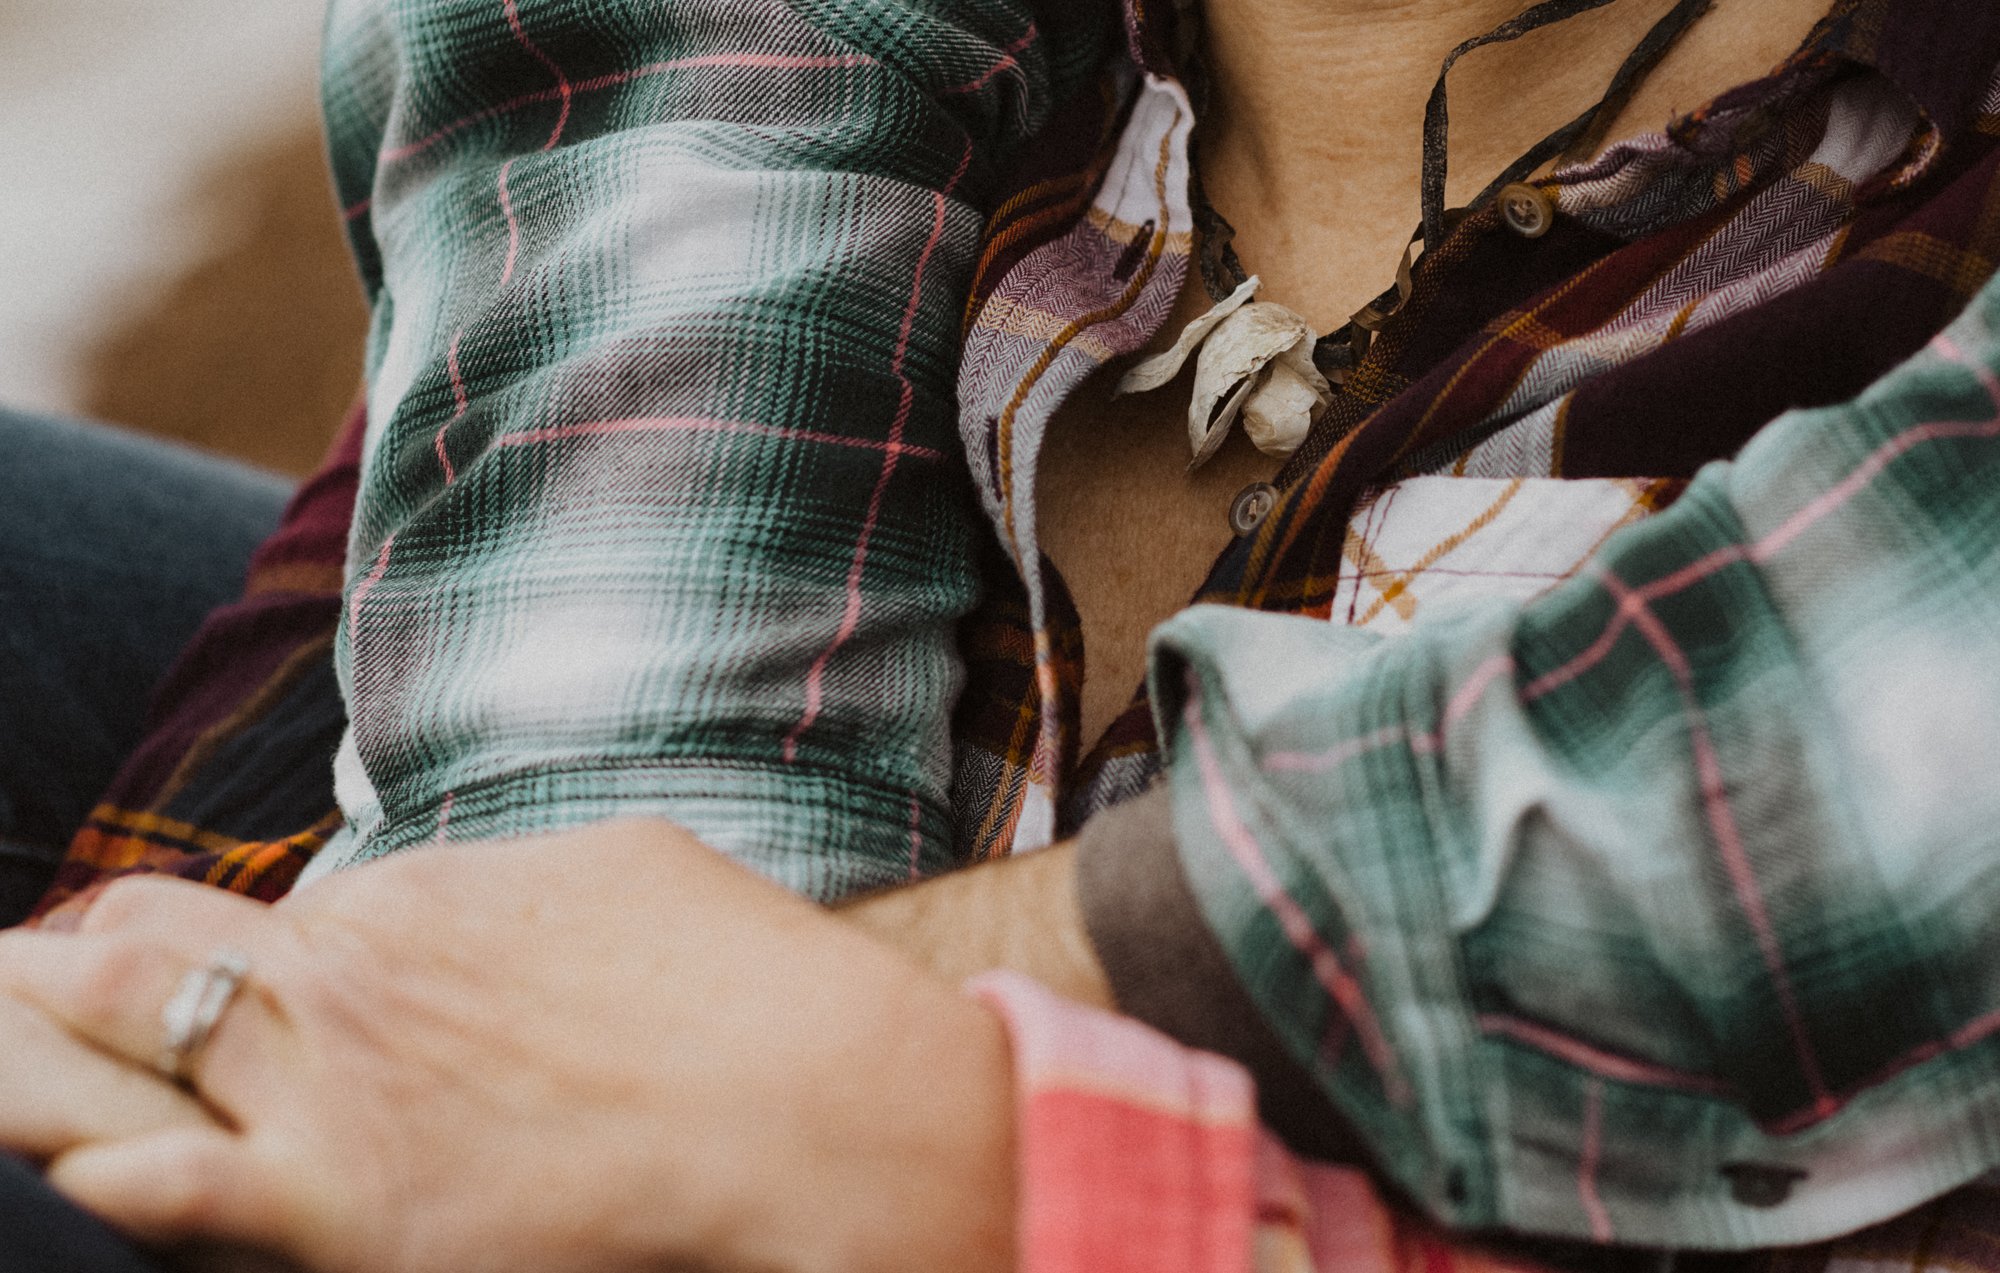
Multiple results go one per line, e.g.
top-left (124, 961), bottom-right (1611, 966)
top-left (309, 0), bottom-right (1111, 894)
top-left (1152, 279), bottom-right (2000, 1248)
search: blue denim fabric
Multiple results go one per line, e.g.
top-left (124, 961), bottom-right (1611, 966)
top-left (0, 1153), bottom-right (167, 1273)
top-left (0, 413), bottom-right (290, 925)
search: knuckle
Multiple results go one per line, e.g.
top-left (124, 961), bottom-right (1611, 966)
top-left (169, 1139), bottom-right (277, 1248)
top-left (179, 1153), bottom-right (236, 1228)
top-left (80, 877), bottom-right (179, 935)
top-left (153, 1146), bottom-right (230, 1231)
top-left (67, 940), bottom-right (164, 1031)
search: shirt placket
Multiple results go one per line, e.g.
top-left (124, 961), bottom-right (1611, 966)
top-left (954, 68), bottom-right (1197, 856)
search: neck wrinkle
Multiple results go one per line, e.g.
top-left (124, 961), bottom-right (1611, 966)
top-left (1190, 0), bottom-right (1832, 328)
top-left (1201, 0), bottom-right (1678, 208)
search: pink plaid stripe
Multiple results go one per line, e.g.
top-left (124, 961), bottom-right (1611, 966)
top-left (970, 972), bottom-right (1558, 1273)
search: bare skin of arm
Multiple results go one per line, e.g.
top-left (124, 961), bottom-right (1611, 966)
top-left (840, 841), bottom-right (1113, 1007)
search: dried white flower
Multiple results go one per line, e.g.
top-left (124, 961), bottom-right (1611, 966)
top-left (1115, 276), bottom-right (1331, 469)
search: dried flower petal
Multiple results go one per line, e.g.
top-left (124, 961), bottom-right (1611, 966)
top-left (1114, 276), bottom-right (1330, 469)
top-left (1116, 276), bottom-right (1261, 395)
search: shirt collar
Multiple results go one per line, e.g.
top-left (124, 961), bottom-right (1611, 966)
top-left (1819, 0), bottom-right (2000, 147)
top-left (1120, 0), bottom-right (1183, 79)
top-left (1647, 0), bottom-right (1999, 195)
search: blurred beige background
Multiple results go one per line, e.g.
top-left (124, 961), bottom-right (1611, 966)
top-left (0, 0), bottom-right (368, 476)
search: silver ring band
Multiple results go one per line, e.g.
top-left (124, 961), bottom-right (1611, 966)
top-left (157, 948), bottom-right (252, 1085)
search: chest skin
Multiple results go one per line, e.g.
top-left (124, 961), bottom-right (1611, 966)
top-left (1036, 282), bottom-right (1285, 746)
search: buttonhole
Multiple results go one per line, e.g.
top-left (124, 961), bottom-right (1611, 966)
top-left (1112, 220), bottom-right (1156, 282)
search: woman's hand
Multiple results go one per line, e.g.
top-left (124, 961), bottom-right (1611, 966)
top-left (0, 821), bottom-right (1018, 1273)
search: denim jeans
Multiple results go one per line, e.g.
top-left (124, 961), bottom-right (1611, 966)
top-left (0, 1153), bottom-right (169, 1273)
top-left (0, 411), bottom-right (290, 927)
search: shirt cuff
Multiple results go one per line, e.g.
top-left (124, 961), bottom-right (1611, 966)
top-left (1074, 788), bottom-right (1370, 1164)
top-left (967, 969), bottom-right (1260, 1273)
top-left (966, 970), bottom-right (1556, 1273)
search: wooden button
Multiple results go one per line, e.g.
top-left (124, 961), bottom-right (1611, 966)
top-left (1228, 482), bottom-right (1279, 537)
top-left (1498, 182), bottom-right (1555, 239)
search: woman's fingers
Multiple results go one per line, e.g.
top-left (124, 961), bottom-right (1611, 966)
top-left (0, 887), bottom-right (306, 1260)
top-left (0, 873), bottom-right (275, 1078)
top-left (0, 930), bottom-right (278, 1115)
top-left (0, 993), bottom-right (212, 1162)
top-left (47, 1125), bottom-right (284, 1251)
top-left (78, 875), bottom-right (273, 944)
top-left (0, 932), bottom-right (210, 1069)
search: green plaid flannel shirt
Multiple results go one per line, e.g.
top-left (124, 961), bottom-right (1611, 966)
top-left (312, 0), bottom-right (1113, 892)
top-left (1151, 290), bottom-right (2000, 1246)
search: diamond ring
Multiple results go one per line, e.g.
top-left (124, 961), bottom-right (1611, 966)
top-left (156, 948), bottom-right (252, 1085)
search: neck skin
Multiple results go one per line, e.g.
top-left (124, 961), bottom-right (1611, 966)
top-left (1199, 0), bottom-right (1835, 331)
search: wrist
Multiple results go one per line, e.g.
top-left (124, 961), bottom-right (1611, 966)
top-left (825, 995), bottom-right (1018, 1273)
top-left (839, 843), bottom-right (1113, 1010)
top-left (723, 947), bottom-right (1018, 1273)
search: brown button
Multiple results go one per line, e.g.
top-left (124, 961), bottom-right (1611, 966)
top-left (1229, 482), bottom-right (1279, 537)
top-left (1498, 182), bottom-right (1555, 239)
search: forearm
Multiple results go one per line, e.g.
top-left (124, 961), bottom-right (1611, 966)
top-left (838, 840), bottom-right (1114, 1010)
top-left (842, 792), bottom-right (1373, 1167)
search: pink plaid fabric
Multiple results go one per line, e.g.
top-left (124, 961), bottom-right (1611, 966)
top-left (972, 972), bottom-right (1558, 1273)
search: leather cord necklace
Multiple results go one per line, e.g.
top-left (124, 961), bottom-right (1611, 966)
top-left (1189, 0), bottom-right (1716, 381)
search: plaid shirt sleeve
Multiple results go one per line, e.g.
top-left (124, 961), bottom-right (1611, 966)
top-left (311, 0), bottom-right (1111, 896)
top-left (1116, 279), bottom-right (2000, 1249)
top-left (969, 971), bottom-right (1557, 1273)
